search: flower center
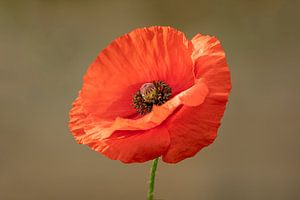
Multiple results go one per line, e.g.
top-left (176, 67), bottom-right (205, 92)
top-left (133, 81), bottom-right (172, 115)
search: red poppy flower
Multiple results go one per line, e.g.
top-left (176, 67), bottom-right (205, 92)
top-left (69, 26), bottom-right (231, 163)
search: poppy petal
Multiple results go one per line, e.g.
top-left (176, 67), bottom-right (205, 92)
top-left (81, 26), bottom-right (195, 120)
top-left (162, 34), bottom-right (231, 163)
top-left (69, 92), bottom-right (87, 138)
top-left (69, 93), bottom-right (170, 163)
top-left (162, 99), bottom-right (226, 163)
top-left (86, 125), bottom-right (170, 163)
top-left (192, 34), bottom-right (231, 94)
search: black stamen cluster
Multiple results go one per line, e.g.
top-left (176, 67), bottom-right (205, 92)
top-left (133, 81), bottom-right (172, 115)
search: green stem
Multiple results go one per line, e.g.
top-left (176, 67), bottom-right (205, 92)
top-left (147, 158), bottom-right (159, 200)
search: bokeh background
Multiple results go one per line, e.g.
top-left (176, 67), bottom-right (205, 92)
top-left (1, 0), bottom-right (299, 199)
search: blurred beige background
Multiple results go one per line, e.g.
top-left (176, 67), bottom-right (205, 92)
top-left (1, 0), bottom-right (299, 199)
